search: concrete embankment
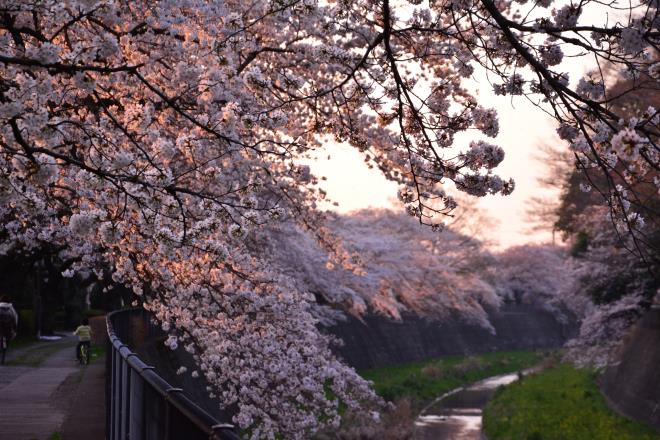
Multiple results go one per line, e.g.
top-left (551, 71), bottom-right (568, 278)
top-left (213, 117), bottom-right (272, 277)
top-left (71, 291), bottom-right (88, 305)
top-left (326, 304), bottom-right (575, 370)
top-left (601, 307), bottom-right (660, 431)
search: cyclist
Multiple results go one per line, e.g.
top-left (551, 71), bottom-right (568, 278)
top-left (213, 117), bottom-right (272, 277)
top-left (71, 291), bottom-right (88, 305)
top-left (0, 295), bottom-right (19, 365)
top-left (74, 317), bottom-right (92, 364)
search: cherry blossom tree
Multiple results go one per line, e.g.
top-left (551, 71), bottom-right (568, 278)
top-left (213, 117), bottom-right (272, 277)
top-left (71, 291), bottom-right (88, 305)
top-left (527, 67), bottom-right (660, 367)
top-left (261, 210), bottom-right (499, 329)
top-left (525, 147), bottom-right (658, 367)
top-left (562, 204), bottom-right (659, 366)
top-left (489, 245), bottom-right (585, 324)
top-left (0, 0), bottom-right (658, 437)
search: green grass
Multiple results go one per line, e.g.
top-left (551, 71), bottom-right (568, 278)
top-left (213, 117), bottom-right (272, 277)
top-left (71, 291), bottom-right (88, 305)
top-left (8, 334), bottom-right (40, 351)
top-left (89, 343), bottom-right (106, 363)
top-left (8, 340), bottom-right (73, 367)
top-left (31, 432), bottom-right (61, 440)
top-left (483, 363), bottom-right (660, 440)
top-left (360, 350), bottom-right (545, 405)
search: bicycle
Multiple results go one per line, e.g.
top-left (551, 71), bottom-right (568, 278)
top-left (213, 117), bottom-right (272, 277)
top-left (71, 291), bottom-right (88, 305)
top-left (78, 342), bottom-right (90, 366)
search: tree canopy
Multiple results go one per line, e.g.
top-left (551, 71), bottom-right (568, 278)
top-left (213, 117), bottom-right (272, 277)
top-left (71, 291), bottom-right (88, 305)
top-left (0, 0), bottom-right (658, 437)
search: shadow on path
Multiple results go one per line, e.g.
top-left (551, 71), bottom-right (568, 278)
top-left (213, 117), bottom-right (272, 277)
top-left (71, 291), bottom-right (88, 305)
top-left (60, 359), bottom-right (105, 440)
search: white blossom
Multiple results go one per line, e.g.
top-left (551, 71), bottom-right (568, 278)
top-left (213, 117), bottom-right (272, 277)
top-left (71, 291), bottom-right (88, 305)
top-left (611, 128), bottom-right (645, 161)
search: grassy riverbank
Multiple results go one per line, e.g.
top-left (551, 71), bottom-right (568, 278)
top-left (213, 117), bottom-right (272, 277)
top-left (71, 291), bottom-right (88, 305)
top-left (361, 350), bottom-right (545, 405)
top-left (483, 363), bottom-right (660, 440)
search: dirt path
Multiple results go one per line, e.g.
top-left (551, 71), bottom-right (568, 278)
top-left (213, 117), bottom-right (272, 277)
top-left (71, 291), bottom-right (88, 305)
top-left (0, 337), bottom-right (105, 440)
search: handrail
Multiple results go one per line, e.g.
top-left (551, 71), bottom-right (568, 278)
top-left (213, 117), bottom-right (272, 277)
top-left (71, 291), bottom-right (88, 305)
top-left (106, 309), bottom-right (240, 440)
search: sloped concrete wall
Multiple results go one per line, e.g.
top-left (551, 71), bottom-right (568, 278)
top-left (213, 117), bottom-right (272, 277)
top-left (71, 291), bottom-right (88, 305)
top-left (324, 304), bottom-right (576, 370)
top-left (129, 305), bottom-right (575, 421)
top-left (601, 307), bottom-right (660, 431)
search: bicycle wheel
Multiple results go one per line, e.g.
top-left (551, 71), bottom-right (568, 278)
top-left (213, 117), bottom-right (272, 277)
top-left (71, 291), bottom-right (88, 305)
top-left (80, 344), bottom-right (89, 365)
top-left (0, 337), bottom-right (6, 365)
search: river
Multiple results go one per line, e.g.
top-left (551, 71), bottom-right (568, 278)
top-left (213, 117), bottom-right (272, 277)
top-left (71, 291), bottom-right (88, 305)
top-left (413, 372), bottom-right (525, 440)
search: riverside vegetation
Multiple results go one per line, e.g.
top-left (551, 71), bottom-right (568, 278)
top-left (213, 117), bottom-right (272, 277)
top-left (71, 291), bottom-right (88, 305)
top-left (361, 350), bottom-right (545, 407)
top-left (483, 363), bottom-right (660, 440)
top-left (315, 351), bottom-right (552, 440)
top-left (315, 351), bottom-right (545, 439)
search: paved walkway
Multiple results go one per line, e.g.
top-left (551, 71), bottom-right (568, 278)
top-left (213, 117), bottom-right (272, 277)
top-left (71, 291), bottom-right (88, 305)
top-left (0, 338), bottom-right (105, 440)
top-left (61, 359), bottom-right (105, 439)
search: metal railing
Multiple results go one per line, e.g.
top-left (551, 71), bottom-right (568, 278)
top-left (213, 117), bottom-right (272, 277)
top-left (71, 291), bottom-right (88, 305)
top-left (106, 309), bottom-right (240, 440)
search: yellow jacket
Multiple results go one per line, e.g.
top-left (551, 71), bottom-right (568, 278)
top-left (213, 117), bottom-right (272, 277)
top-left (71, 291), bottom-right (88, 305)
top-left (74, 325), bottom-right (92, 342)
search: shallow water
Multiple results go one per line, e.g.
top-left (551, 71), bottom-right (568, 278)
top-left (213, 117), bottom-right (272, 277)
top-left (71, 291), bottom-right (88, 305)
top-left (413, 372), bottom-right (523, 440)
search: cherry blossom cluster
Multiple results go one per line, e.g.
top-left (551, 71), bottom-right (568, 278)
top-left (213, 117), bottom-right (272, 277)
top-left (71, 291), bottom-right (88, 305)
top-left (489, 245), bottom-right (585, 325)
top-left (260, 210), bottom-right (501, 330)
top-left (565, 108), bottom-right (658, 237)
top-left (462, 141), bottom-right (506, 171)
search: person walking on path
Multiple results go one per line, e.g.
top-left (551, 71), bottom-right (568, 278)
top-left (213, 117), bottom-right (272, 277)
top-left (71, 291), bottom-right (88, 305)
top-left (0, 295), bottom-right (19, 365)
top-left (73, 318), bottom-right (92, 363)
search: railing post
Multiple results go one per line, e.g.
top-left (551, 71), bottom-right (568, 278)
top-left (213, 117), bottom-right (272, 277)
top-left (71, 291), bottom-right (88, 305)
top-left (164, 400), bottom-right (171, 440)
top-left (109, 347), bottom-right (115, 440)
top-left (212, 424), bottom-right (240, 440)
top-left (106, 336), bottom-right (112, 440)
top-left (113, 347), bottom-right (122, 440)
top-left (129, 368), bottom-right (145, 440)
top-left (120, 357), bottom-right (131, 439)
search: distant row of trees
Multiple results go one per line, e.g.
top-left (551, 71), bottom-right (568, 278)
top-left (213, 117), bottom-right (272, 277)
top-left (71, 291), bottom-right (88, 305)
top-left (261, 204), bottom-right (658, 370)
